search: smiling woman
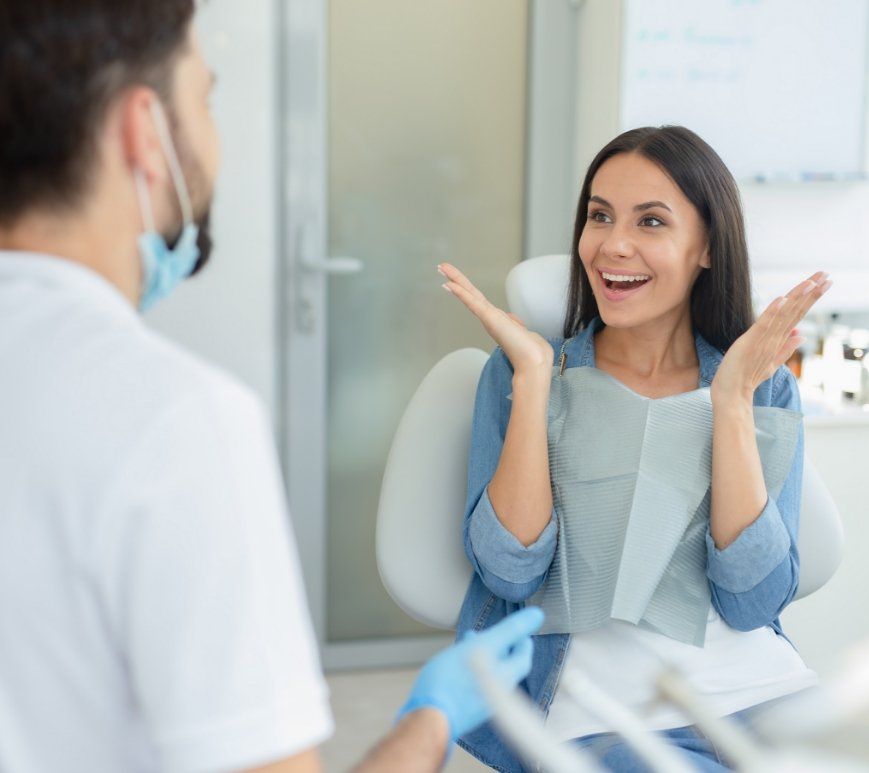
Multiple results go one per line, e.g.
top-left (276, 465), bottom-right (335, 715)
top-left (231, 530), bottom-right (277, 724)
top-left (567, 126), bottom-right (750, 352)
top-left (439, 125), bottom-right (831, 772)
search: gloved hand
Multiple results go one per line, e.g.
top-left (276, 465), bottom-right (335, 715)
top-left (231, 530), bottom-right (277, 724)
top-left (396, 607), bottom-right (544, 742)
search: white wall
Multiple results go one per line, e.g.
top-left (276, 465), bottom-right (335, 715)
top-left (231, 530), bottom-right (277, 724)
top-left (145, 0), bottom-right (279, 417)
top-left (741, 182), bottom-right (869, 273)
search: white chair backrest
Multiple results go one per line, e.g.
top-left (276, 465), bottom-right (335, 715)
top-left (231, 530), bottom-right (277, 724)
top-left (376, 349), bottom-right (483, 629)
top-left (795, 459), bottom-right (845, 598)
top-left (376, 256), bottom-right (844, 629)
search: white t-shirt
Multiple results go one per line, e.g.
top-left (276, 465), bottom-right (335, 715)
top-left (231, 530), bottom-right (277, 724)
top-left (0, 252), bottom-right (333, 772)
top-left (545, 605), bottom-right (819, 741)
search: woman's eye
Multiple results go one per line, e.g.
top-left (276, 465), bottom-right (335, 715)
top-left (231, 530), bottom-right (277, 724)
top-left (641, 215), bottom-right (664, 227)
top-left (587, 210), bottom-right (611, 223)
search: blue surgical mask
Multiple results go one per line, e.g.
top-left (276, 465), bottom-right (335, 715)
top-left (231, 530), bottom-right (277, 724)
top-left (133, 100), bottom-right (200, 312)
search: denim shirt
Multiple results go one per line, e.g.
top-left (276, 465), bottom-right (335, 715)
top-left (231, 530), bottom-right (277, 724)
top-left (456, 316), bottom-right (804, 773)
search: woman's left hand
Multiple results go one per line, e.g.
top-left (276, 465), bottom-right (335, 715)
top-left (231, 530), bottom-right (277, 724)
top-left (711, 271), bottom-right (831, 405)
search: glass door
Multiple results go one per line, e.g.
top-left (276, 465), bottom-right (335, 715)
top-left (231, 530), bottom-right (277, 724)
top-left (281, 0), bottom-right (575, 668)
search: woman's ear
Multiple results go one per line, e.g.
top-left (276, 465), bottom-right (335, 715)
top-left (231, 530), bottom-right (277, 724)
top-left (699, 246), bottom-right (711, 269)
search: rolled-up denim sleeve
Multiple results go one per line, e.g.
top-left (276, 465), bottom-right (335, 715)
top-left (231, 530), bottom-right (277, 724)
top-left (462, 346), bottom-right (557, 603)
top-left (706, 366), bottom-right (803, 631)
top-left (469, 487), bottom-right (558, 591)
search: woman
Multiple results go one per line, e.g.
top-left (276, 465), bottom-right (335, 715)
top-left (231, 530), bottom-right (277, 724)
top-left (441, 126), bottom-right (830, 772)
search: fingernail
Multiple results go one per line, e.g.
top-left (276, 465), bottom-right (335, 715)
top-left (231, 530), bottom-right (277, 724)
top-left (776, 297), bottom-right (788, 308)
top-left (442, 283), bottom-right (453, 294)
top-left (801, 281), bottom-right (816, 296)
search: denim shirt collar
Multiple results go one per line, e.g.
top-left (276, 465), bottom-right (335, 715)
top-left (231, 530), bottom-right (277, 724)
top-left (563, 315), bottom-right (724, 388)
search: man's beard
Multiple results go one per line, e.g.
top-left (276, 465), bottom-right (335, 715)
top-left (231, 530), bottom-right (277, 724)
top-left (165, 204), bottom-right (213, 276)
top-left (164, 118), bottom-right (215, 277)
top-left (190, 207), bottom-right (213, 275)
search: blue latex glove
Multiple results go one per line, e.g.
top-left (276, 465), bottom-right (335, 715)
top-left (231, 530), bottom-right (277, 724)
top-left (396, 607), bottom-right (544, 742)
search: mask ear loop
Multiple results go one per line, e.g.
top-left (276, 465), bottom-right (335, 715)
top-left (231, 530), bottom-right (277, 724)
top-left (147, 99), bottom-right (194, 227)
top-left (133, 168), bottom-right (156, 233)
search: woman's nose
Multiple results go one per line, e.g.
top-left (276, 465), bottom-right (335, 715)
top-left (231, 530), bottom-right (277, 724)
top-left (599, 223), bottom-right (636, 260)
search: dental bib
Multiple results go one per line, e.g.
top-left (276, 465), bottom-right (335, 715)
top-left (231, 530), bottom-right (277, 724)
top-left (527, 366), bottom-right (801, 647)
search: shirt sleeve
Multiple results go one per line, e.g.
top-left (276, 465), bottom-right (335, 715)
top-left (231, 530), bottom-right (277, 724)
top-left (97, 380), bottom-right (333, 773)
top-left (705, 366), bottom-right (803, 632)
top-left (463, 346), bottom-right (558, 603)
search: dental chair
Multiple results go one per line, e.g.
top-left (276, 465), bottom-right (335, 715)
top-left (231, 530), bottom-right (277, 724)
top-left (376, 253), bottom-right (845, 630)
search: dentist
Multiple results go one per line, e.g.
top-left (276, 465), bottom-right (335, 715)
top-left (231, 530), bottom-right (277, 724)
top-left (0, 2), bottom-right (541, 771)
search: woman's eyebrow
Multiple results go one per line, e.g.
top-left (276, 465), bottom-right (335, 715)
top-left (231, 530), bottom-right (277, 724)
top-left (588, 194), bottom-right (672, 213)
top-left (634, 200), bottom-right (672, 213)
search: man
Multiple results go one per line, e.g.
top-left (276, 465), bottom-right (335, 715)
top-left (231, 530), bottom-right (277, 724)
top-left (0, 2), bottom-right (542, 771)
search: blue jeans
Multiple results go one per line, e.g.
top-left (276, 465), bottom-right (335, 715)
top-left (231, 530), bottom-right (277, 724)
top-left (570, 693), bottom-right (804, 772)
top-left (573, 723), bottom-right (735, 772)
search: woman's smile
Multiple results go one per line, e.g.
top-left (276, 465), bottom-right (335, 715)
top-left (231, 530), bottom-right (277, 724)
top-left (595, 267), bottom-right (653, 303)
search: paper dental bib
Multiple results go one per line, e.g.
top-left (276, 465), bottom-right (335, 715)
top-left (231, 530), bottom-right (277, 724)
top-left (528, 366), bottom-right (801, 647)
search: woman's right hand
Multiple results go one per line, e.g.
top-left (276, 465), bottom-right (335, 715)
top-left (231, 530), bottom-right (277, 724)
top-left (438, 263), bottom-right (554, 377)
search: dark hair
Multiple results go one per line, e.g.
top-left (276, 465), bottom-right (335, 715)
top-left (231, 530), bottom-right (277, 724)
top-left (0, 0), bottom-right (196, 226)
top-left (563, 126), bottom-right (753, 352)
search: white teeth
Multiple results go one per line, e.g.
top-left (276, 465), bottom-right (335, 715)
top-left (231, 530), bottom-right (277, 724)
top-left (601, 272), bottom-right (650, 283)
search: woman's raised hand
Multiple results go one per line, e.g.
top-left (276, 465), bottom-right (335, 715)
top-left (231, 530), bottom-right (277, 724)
top-left (711, 271), bottom-right (831, 404)
top-left (438, 263), bottom-right (554, 376)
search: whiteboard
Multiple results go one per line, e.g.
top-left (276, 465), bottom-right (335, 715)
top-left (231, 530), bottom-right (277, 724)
top-left (620, 0), bottom-right (869, 181)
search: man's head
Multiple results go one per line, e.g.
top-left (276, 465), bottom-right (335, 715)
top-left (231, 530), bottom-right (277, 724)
top-left (0, 0), bottom-right (220, 298)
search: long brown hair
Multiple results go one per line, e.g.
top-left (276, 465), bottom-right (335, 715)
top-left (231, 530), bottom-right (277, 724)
top-left (563, 126), bottom-right (753, 352)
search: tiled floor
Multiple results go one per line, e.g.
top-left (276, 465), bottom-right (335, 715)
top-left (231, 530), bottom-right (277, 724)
top-left (322, 667), bottom-right (487, 771)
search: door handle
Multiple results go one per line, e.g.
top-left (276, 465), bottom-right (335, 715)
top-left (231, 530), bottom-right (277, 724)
top-left (291, 221), bottom-right (364, 334)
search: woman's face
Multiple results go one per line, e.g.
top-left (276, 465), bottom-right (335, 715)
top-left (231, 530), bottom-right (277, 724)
top-left (578, 152), bottom-right (710, 330)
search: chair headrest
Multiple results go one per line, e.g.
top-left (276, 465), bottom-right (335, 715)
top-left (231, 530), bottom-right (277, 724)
top-left (505, 254), bottom-right (571, 339)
